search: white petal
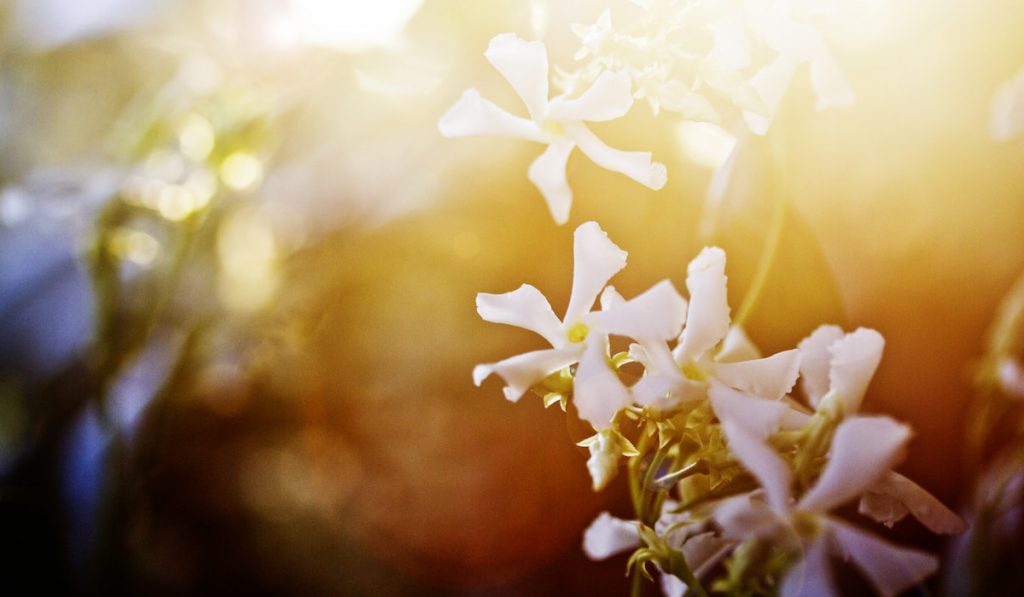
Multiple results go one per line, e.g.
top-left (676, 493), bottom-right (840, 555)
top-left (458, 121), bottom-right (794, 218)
top-left (858, 489), bottom-right (909, 530)
top-left (568, 122), bottom-right (668, 190)
top-left (710, 383), bottom-right (810, 439)
top-left (527, 140), bottom-right (576, 225)
top-left (828, 327), bottom-right (884, 414)
top-left (828, 519), bottom-right (938, 597)
top-left (798, 416), bottom-right (910, 514)
top-left (742, 56), bottom-right (798, 135)
top-left (990, 67), bottom-right (1024, 142)
top-left (438, 89), bottom-right (545, 141)
top-left (998, 357), bottom-right (1024, 399)
top-left (798, 325), bottom-right (845, 407)
top-left (721, 419), bottom-right (792, 511)
top-left (484, 33), bottom-right (550, 121)
top-left (473, 345), bottom-right (583, 401)
top-left (714, 493), bottom-right (782, 540)
top-left (588, 280), bottom-right (688, 341)
top-left (683, 532), bottom-right (736, 577)
top-left (810, 51), bottom-right (855, 110)
top-left (716, 325), bottom-right (762, 363)
top-left (564, 221), bottom-right (628, 325)
top-left (675, 247), bottom-right (730, 363)
top-left (587, 432), bottom-right (623, 491)
top-left (661, 572), bottom-right (686, 597)
top-left (574, 334), bottom-right (632, 429)
top-left (476, 284), bottom-right (564, 347)
top-left (634, 340), bottom-right (682, 377)
top-left (599, 285), bottom-right (625, 311)
top-left (780, 537), bottom-right (838, 597)
top-left (711, 20), bottom-right (751, 71)
top-left (582, 512), bottom-right (640, 560)
top-left (547, 70), bottom-right (634, 122)
top-left (859, 472), bottom-right (967, 535)
top-left (632, 372), bottom-right (704, 411)
top-left (710, 349), bottom-right (801, 401)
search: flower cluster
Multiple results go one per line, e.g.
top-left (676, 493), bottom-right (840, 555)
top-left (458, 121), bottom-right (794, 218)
top-left (561, 0), bottom-right (854, 132)
top-left (440, 2), bottom-right (853, 224)
top-left (474, 221), bottom-right (964, 596)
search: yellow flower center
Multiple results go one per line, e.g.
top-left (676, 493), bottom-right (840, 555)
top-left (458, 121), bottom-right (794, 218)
top-left (541, 119), bottom-right (567, 138)
top-left (567, 322), bottom-right (590, 344)
top-left (682, 362), bottom-right (707, 382)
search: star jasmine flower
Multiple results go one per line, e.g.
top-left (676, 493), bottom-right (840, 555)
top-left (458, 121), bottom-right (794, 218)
top-left (629, 247), bottom-right (802, 413)
top-left (438, 33), bottom-right (667, 225)
top-left (698, 0), bottom-right (855, 134)
top-left (797, 325), bottom-right (967, 535)
top-left (474, 221), bottom-right (687, 429)
top-left (714, 415), bottom-right (939, 597)
top-left (583, 504), bottom-right (733, 595)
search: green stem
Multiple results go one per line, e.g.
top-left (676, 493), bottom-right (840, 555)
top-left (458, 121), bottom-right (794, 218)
top-left (733, 173), bottom-right (787, 328)
top-left (630, 567), bottom-right (646, 597)
top-left (669, 549), bottom-right (709, 597)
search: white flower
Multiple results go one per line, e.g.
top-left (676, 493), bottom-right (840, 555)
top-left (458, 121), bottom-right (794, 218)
top-left (797, 325), bottom-right (966, 535)
top-left (474, 221), bottom-right (686, 429)
top-left (797, 325), bottom-right (885, 415)
top-left (627, 247), bottom-right (802, 414)
top-left (705, 1), bottom-right (855, 135)
top-left (438, 33), bottom-right (666, 225)
top-left (990, 66), bottom-right (1024, 142)
top-left (715, 415), bottom-right (938, 597)
top-left (583, 505), bottom-right (733, 596)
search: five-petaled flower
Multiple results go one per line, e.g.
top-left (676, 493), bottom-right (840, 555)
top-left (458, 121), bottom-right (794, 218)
top-left (439, 33), bottom-right (667, 225)
top-left (473, 221), bottom-right (685, 429)
top-left (627, 247), bottom-right (803, 418)
top-left (714, 415), bottom-right (938, 597)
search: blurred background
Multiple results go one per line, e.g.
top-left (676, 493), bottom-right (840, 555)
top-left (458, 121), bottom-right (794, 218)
top-left (0, 0), bottom-right (1023, 594)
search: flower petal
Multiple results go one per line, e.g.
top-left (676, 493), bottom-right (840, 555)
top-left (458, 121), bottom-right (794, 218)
top-left (582, 512), bottom-right (640, 560)
top-left (632, 372), bottom-right (704, 411)
top-left (438, 89), bottom-right (545, 141)
top-left (798, 325), bottom-right (845, 407)
top-left (721, 419), bottom-right (792, 511)
top-left (547, 70), bottom-right (634, 122)
top-left (990, 67), bottom-right (1024, 142)
top-left (599, 285), bottom-right (625, 311)
top-left (716, 325), bottom-right (762, 363)
top-left (675, 247), bottom-right (730, 363)
top-left (810, 51), bottom-right (855, 110)
top-left (714, 493), bottom-right (782, 540)
top-left (588, 279), bottom-right (688, 342)
top-left (574, 333), bottom-right (632, 429)
top-left (710, 383), bottom-right (810, 439)
top-left (568, 122), bottom-right (668, 190)
top-left (798, 416), bottom-right (910, 514)
top-left (484, 33), bottom-right (550, 121)
top-left (476, 284), bottom-right (564, 347)
top-left (473, 345), bottom-right (582, 402)
top-left (632, 340), bottom-right (681, 377)
top-left (742, 56), bottom-right (797, 135)
top-left (828, 327), bottom-right (884, 414)
top-left (859, 472), bottom-right (967, 535)
top-left (710, 349), bottom-right (801, 401)
top-left (527, 140), bottom-right (576, 225)
top-left (780, 537), bottom-right (838, 597)
top-left (828, 519), bottom-right (938, 597)
top-left (564, 221), bottom-right (628, 325)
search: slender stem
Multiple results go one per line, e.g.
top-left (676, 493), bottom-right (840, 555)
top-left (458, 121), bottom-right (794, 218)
top-left (733, 174), bottom-right (787, 328)
top-left (630, 566), bottom-right (646, 597)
